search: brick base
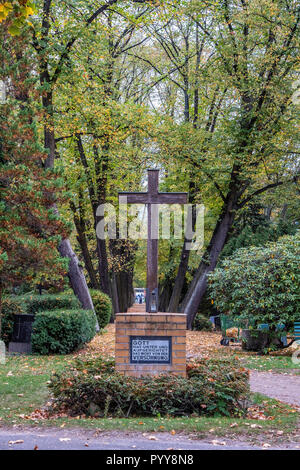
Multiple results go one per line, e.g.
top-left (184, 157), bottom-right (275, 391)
top-left (115, 313), bottom-right (187, 377)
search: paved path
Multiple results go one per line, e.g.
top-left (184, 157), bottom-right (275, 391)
top-left (250, 371), bottom-right (300, 407)
top-left (0, 428), bottom-right (298, 450)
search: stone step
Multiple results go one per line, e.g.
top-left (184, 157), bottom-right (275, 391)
top-left (127, 303), bottom-right (146, 313)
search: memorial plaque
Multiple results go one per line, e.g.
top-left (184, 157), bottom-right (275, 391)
top-left (130, 336), bottom-right (171, 364)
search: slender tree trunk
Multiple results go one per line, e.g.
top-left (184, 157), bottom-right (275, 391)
top-left (110, 272), bottom-right (120, 317)
top-left (158, 241), bottom-right (176, 311)
top-left (58, 239), bottom-right (96, 312)
top-left (167, 179), bottom-right (197, 312)
top-left (183, 165), bottom-right (243, 328)
top-left (95, 237), bottom-right (111, 295)
top-left (280, 204), bottom-right (288, 220)
top-left (74, 134), bottom-right (111, 296)
top-left (42, 91), bottom-right (96, 313)
top-left (159, 277), bottom-right (173, 311)
top-left (70, 201), bottom-right (100, 290)
top-left (183, 204), bottom-right (236, 328)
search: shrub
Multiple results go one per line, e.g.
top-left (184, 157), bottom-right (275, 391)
top-left (31, 309), bottom-right (96, 355)
top-left (0, 298), bottom-right (26, 345)
top-left (90, 290), bottom-right (112, 329)
top-left (19, 293), bottom-right (80, 314)
top-left (49, 357), bottom-right (249, 417)
top-left (193, 313), bottom-right (213, 331)
top-left (208, 232), bottom-right (300, 332)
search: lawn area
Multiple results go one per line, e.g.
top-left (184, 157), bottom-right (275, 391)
top-left (0, 328), bottom-right (299, 441)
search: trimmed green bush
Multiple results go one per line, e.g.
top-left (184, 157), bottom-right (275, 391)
top-left (0, 298), bottom-right (26, 345)
top-left (49, 357), bottom-right (249, 417)
top-left (193, 313), bottom-right (213, 331)
top-left (31, 309), bottom-right (96, 355)
top-left (90, 290), bottom-right (112, 329)
top-left (19, 293), bottom-right (80, 314)
top-left (209, 233), bottom-right (300, 330)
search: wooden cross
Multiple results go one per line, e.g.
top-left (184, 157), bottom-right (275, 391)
top-left (119, 169), bottom-right (188, 312)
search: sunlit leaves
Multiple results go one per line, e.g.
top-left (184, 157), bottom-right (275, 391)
top-left (0, 1), bottom-right (36, 35)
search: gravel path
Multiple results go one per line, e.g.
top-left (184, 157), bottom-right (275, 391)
top-left (250, 371), bottom-right (300, 407)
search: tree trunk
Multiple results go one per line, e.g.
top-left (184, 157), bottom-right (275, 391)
top-left (183, 189), bottom-right (238, 328)
top-left (75, 230), bottom-right (99, 290)
top-left (110, 272), bottom-right (120, 317)
top-left (167, 180), bottom-right (197, 312)
top-left (95, 236), bottom-right (111, 295)
top-left (159, 277), bottom-right (173, 311)
top-left (58, 238), bottom-right (95, 311)
top-left (167, 250), bottom-right (189, 312)
top-left (70, 200), bottom-right (100, 290)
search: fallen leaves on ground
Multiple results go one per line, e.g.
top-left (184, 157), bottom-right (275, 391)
top-left (246, 405), bottom-right (274, 421)
top-left (77, 323), bottom-right (296, 360)
top-left (78, 325), bottom-right (235, 359)
top-left (211, 440), bottom-right (226, 446)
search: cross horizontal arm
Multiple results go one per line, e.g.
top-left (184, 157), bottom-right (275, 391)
top-left (153, 193), bottom-right (188, 204)
top-left (119, 192), bottom-right (149, 204)
top-left (119, 192), bottom-right (188, 205)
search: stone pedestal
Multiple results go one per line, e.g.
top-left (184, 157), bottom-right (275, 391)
top-left (115, 313), bottom-right (186, 377)
top-left (8, 342), bottom-right (32, 354)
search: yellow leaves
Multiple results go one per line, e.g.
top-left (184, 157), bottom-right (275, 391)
top-left (0, 1), bottom-right (12, 23)
top-left (0, 1), bottom-right (35, 32)
top-left (25, 6), bottom-right (34, 16)
top-left (0, 2), bottom-right (12, 13)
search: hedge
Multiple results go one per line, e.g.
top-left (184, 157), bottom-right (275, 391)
top-left (31, 309), bottom-right (96, 355)
top-left (193, 314), bottom-right (213, 331)
top-left (49, 357), bottom-right (249, 417)
top-left (90, 290), bottom-right (112, 329)
top-left (19, 293), bottom-right (80, 314)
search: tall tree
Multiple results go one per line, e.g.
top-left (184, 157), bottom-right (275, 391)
top-left (0, 27), bottom-right (68, 334)
top-left (30, 0), bottom-right (150, 307)
top-left (54, 4), bottom-right (155, 309)
top-left (179, 0), bottom-right (300, 326)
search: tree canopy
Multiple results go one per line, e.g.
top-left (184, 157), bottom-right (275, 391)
top-left (0, 0), bottom-right (299, 325)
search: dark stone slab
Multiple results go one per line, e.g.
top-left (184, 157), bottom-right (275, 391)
top-left (8, 342), bottom-right (32, 354)
top-left (11, 314), bottom-right (34, 343)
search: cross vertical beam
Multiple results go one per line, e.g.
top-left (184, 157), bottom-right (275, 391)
top-left (147, 170), bottom-right (159, 311)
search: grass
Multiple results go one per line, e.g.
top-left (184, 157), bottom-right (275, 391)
top-left (0, 354), bottom-right (299, 441)
top-left (240, 355), bottom-right (300, 372)
top-left (209, 347), bottom-right (300, 372)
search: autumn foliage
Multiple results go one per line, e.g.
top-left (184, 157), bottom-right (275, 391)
top-left (49, 356), bottom-right (249, 417)
top-left (0, 29), bottom-right (69, 325)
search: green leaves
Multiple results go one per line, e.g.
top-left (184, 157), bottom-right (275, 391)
top-left (90, 289), bottom-right (112, 329)
top-left (1, 1), bottom-right (36, 35)
top-left (209, 232), bottom-right (300, 328)
top-left (49, 357), bottom-right (249, 417)
top-left (32, 309), bottom-right (96, 355)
